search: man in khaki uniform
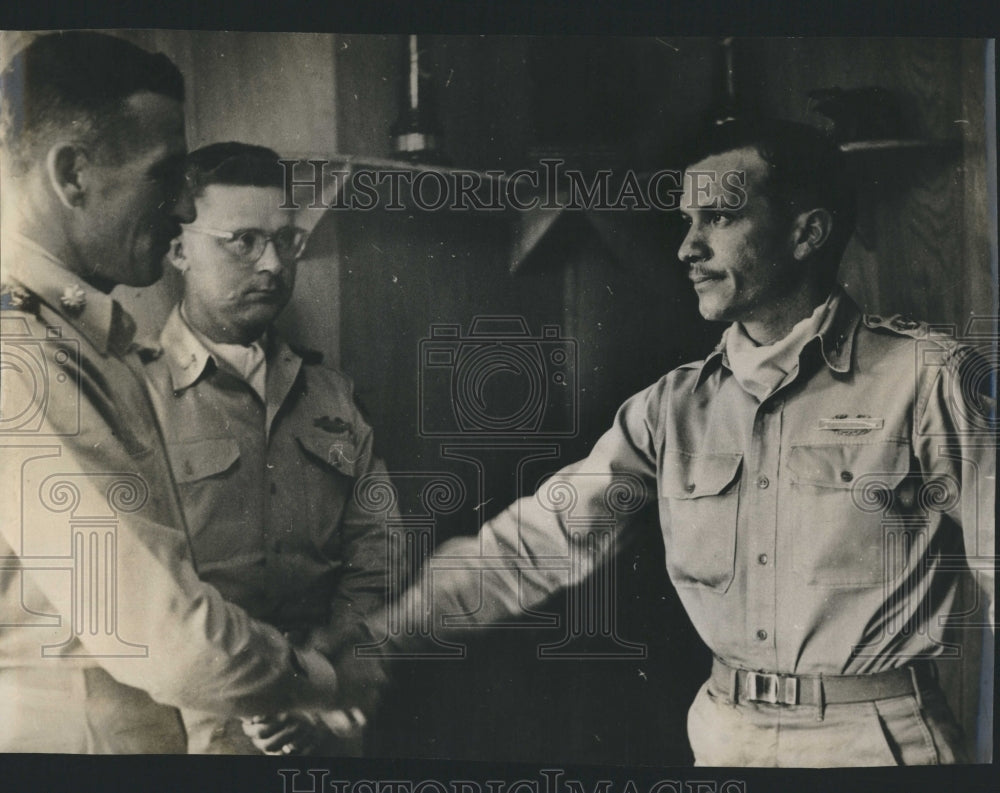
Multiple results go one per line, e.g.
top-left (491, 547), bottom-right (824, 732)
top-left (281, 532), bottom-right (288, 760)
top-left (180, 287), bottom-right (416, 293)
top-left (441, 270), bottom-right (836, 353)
top-left (345, 119), bottom-right (994, 766)
top-left (142, 142), bottom-right (390, 755)
top-left (0, 32), bottom-right (345, 753)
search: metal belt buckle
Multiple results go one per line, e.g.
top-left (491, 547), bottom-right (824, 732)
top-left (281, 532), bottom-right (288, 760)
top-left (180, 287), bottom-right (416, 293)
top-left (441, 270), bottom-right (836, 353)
top-left (746, 671), bottom-right (799, 705)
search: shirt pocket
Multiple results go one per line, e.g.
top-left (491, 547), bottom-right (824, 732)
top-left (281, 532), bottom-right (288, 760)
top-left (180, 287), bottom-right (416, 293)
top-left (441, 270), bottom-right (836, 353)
top-left (164, 437), bottom-right (244, 551)
top-left (787, 440), bottom-right (912, 587)
top-left (659, 450), bottom-right (743, 592)
top-left (166, 437), bottom-right (241, 484)
top-left (295, 429), bottom-right (361, 478)
top-left (294, 429), bottom-right (363, 550)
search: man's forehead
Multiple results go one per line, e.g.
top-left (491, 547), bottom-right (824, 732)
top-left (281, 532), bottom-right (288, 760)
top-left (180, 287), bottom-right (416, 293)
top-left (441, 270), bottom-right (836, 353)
top-left (686, 145), bottom-right (767, 175)
top-left (195, 183), bottom-right (293, 226)
top-left (682, 146), bottom-right (768, 205)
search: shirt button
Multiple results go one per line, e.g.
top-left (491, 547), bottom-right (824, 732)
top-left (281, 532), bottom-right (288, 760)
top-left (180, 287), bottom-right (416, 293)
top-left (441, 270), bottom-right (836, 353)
top-left (756, 629), bottom-right (768, 641)
top-left (840, 470), bottom-right (854, 483)
top-left (757, 476), bottom-right (770, 489)
top-left (757, 553), bottom-right (768, 565)
top-left (685, 483), bottom-right (696, 494)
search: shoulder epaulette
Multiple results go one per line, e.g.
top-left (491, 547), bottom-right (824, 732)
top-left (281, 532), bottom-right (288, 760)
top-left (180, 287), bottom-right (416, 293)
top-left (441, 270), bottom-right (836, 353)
top-left (289, 344), bottom-right (324, 366)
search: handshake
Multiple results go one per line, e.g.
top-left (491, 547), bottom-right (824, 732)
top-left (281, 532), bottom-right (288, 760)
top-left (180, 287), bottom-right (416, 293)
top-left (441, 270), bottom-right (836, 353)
top-left (240, 636), bottom-right (390, 756)
top-left (241, 707), bottom-right (368, 756)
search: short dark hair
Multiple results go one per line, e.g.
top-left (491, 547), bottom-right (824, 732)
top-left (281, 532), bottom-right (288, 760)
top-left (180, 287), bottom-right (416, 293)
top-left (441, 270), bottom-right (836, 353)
top-left (682, 118), bottom-right (858, 273)
top-left (0, 31), bottom-right (185, 172)
top-left (183, 141), bottom-right (285, 198)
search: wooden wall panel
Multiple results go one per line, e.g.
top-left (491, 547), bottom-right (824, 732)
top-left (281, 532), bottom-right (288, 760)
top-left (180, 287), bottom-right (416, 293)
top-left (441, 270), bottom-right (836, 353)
top-left (743, 38), bottom-right (992, 326)
top-left (960, 39), bottom-right (997, 320)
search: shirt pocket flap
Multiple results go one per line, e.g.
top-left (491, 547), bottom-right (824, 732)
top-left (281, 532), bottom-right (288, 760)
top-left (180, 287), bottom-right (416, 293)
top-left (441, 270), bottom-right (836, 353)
top-left (661, 451), bottom-right (743, 498)
top-left (167, 437), bottom-right (240, 483)
top-left (296, 430), bottom-right (360, 477)
top-left (787, 441), bottom-right (911, 490)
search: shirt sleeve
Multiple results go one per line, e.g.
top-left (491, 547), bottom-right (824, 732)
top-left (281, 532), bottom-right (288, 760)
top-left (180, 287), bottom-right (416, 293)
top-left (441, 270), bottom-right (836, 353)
top-left (75, 498), bottom-right (341, 718)
top-left (0, 334), bottom-right (341, 719)
top-left (914, 342), bottom-right (996, 629)
top-left (306, 418), bottom-right (393, 659)
top-left (369, 380), bottom-right (664, 654)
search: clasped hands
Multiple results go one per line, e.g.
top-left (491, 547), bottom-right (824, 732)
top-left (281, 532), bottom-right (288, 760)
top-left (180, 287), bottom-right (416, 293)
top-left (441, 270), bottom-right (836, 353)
top-left (242, 625), bottom-right (388, 755)
top-left (242, 707), bottom-right (367, 756)
top-left (242, 635), bottom-right (387, 756)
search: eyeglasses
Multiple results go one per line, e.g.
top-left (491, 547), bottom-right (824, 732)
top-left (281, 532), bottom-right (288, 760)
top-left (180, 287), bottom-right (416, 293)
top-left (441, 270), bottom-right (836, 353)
top-left (184, 224), bottom-right (309, 265)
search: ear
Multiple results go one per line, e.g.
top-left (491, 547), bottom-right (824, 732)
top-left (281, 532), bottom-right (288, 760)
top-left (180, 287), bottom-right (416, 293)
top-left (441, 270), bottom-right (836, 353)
top-left (791, 208), bottom-right (834, 261)
top-left (45, 142), bottom-right (90, 210)
top-left (167, 236), bottom-right (188, 273)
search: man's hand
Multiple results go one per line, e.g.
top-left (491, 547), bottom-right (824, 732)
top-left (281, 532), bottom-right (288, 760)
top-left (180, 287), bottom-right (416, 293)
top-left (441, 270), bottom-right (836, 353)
top-left (316, 706), bottom-right (367, 738)
top-left (241, 708), bottom-right (368, 755)
top-left (241, 712), bottom-right (327, 756)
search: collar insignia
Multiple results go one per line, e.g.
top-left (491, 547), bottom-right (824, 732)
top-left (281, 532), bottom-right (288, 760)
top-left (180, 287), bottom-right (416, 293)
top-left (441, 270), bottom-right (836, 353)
top-left (60, 284), bottom-right (87, 314)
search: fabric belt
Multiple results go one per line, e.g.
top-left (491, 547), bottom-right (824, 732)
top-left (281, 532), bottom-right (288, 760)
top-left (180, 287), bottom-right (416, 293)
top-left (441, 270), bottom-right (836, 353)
top-left (710, 657), bottom-right (938, 706)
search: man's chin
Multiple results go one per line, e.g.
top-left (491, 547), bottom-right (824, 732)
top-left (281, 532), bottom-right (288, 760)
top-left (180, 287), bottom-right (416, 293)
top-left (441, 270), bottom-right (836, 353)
top-left (696, 300), bottom-right (731, 323)
top-left (239, 304), bottom-right (284, 330)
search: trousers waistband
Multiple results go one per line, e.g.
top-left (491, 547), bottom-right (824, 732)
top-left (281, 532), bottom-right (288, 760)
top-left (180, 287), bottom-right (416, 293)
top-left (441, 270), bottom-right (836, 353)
top-left (710, 657), bottom-right (938, 707)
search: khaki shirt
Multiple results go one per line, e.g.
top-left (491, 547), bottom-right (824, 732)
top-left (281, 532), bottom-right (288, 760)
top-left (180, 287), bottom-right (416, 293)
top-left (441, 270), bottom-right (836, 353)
top-left (399, 289), bottom-right (995, 677)
top-left (143, 307), bottom-right (389, 657)
top-left (0, 238), bottom-right (341, 752)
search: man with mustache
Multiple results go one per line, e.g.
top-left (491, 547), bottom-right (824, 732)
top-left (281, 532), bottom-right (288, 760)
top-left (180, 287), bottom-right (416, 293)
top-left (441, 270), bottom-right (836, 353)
top-left (0, 33), bottom-right (345, 753)
top-left (142, 142), bottom-right (390, 754)
top-left (346, 118), bottom-right (994, 766)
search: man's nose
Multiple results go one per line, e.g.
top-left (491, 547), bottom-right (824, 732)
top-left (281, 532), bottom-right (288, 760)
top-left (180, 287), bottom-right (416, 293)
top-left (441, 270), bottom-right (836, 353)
top-left (255, 239), bottom-right (284, 274)
top-left (678, 224), bottom-right (708, 263)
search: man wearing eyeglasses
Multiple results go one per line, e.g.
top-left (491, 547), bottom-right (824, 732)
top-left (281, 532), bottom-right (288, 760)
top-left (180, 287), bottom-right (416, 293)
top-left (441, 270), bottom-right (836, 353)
top-left (142, 142), bottom-right (390, 755)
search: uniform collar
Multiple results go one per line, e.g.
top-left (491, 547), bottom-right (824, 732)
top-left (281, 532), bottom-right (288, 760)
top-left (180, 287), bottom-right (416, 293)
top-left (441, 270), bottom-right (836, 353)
top-left (159, 305), bottom-right (216, 392)
top-left (2, 232), bottom-right (137, 356)
top-left (159, 304), bottom-right (303, 402)
top-left (814, 287), bottom-right (861, 372)
top-left (691, 286), bottom-right (861, 391)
